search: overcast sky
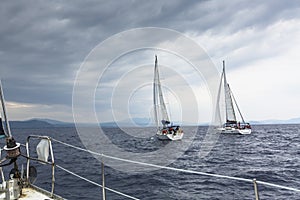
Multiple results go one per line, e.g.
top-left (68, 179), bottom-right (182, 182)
top-left (0, 0), bottom-right (300, 124)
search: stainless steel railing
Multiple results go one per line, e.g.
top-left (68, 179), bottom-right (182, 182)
top-left (52, 137), bottom-right (300, 199)
top-left (25, 135), bottom-right (55, 197)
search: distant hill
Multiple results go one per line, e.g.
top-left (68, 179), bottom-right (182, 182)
top-left (10, 119), bottom-right (54, 128)
top-left (99, 118), bottom-right (151, 127)
top-left (31, 118), bottom-right (71, 125)
top-left (10, 118), bottom-right (74, 128)
top-left (250, 117), bottom-right (300, 125)
top-left (7, 116), bottom-right (300, 129)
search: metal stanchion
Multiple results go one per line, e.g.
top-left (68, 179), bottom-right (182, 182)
top-left (102, 156), bottom-right (106, 200)
top-left (253, 178), bottom-right (260, 200)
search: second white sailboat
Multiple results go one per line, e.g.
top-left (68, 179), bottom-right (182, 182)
top-left (153, 55), bottom-right (184, 140)
top-left (215, 60), bottom-right (252, 135)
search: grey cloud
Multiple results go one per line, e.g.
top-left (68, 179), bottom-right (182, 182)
top-left (0, 0), bottom-right (299, 121)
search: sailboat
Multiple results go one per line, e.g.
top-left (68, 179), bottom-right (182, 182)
top-left (216, 61), bottom-right (252, 135)
top-left (153, 55), bottom-right (184, 140)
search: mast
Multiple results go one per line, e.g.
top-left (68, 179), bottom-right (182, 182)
top-left (222, 61), bottom-right (228, 122)
top-left (0, 80), bottom-right (12, 138)
top-left (0, 80), bottom-right (21, 192)
top-left (223, 61), bottom-right (236, 122)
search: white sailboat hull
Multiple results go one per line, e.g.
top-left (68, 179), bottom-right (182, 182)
top-left (238, 128), bottom-right (252, 135)
top-left (156, 130), bottom-right (184, 141)
top-left (217, 127), bottom-right (252, 135)
top-left (156, 132), bottom-right (170, 140)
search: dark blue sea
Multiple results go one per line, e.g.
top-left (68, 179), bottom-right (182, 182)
top-left (2, 124), bottom-right (300, 199)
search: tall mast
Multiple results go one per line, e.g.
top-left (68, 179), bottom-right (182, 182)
top-left (0, 80), bottom-right (12, 138)
top-left (1, 80), bottom-right (21, 186)
top-left (222, 61), bottom-right (228, 122)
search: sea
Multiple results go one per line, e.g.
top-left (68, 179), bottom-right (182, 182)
top-left (2, 124), bottom-right (300, 199)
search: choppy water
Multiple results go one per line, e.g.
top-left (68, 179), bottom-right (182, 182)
top-left (3, 124), bottom-right (300, 199)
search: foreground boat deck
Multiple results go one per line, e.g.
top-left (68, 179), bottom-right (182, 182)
top-left (22, 185), bottom-right (64, 200)
top-left (0, 185), bottom-right (64, 200)
top-left (20, 187), bottom-right (56, 200)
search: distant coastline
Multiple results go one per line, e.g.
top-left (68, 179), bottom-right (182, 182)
top-left (8, 117), bottom-right (300, 129)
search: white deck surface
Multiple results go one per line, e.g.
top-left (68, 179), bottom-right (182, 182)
top-left (20, 187), bottom-right (54, 200)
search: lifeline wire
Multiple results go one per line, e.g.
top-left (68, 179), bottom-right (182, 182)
top-left (52, 138), bottom-right (300, 193)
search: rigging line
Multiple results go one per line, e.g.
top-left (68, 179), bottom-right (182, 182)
top-left (56, 164), bottom-right (140, 200)
top-left (52, 138), bottom-right (300, 193)
top-left (256, 180), bottom-right (300, 193)
top-left (53, 137), bottom-right (250, 182)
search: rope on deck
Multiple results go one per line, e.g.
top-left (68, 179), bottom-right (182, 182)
top-left (52, 138), bottom-right (300, 193)
top-left (56, 164), bottom-right (140, 200)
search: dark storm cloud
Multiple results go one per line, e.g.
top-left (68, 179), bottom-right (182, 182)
top-left (0, 0), bottom-right (299, 119)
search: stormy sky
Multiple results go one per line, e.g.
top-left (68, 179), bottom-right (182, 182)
top-left (0, 0), bottom-right (300, 123)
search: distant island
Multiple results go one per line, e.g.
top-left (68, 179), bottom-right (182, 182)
top-left (8, 117), bottom-right (300, 129)
top-left (249, 117), bottom-right (300, 125)
top-left (10, 119), bottom-right (74, 129)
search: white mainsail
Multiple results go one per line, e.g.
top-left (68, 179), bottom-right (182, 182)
top-left (223, 61), bottom-right (237, 122)
top-left (153, 55), bottom-right (169, 130)
top-left (214, 68), bottom-right (224, 127)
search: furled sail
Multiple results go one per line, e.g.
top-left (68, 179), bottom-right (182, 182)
top-left (0, 117), bottom-right (5, 138)
top-left (0, 80), bottom-right (11, 138)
